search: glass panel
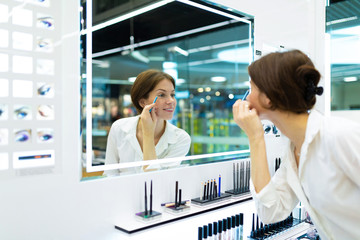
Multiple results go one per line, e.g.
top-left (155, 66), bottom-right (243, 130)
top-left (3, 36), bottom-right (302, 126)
top-left (326, 0), bottom-right (360, 110)
top-left (80, 0), bottom-right (254, 177)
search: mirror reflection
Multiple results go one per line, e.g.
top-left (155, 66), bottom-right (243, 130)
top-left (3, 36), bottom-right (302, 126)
top-left (80, 0), bottom-right (254, 177)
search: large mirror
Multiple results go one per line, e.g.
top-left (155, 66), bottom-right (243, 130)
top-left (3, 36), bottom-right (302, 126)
top-left (80, 0), bottom-right (254, 178)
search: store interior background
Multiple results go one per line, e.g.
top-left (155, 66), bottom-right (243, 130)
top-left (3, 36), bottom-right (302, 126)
top-left (1, 0), bottom-right (359, 239)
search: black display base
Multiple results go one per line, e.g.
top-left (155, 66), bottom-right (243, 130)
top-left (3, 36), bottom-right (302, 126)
top-left (191, 193), bottom-right (231, 206)
top-left (225, 189), bottom-right (250, 197)
top-left (165, 204), bottom-right (190, 215)
top-left (135, 210), bottom-right (162, 223)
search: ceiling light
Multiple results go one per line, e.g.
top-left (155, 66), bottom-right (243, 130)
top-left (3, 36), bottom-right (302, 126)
top-left (228, 94), bottom-right (234, 99)
top-left (176, 78), bottom-right (186, 84)
top-left (206, 95), bottom-right (211, 100)
top-left (168, 46), bottom-right (189, 56)
top-left (211, 76), bottom-right (226, 82)
top-left (215, 91), bottom-right (220, 96)
top-left (131, 51), bottom-right (150, 63)
top-left (200, 98), bottom-right (205, 103)
top-left (217, 47), bottom-right (250, 63)
top-left (128, 77), bottom-right (136, 82)
top-left (344, 76), bottom-right (358, 82)
top-left (198, 88), bottom-right (204, 93)
top-left (205, 87), bottom-right (211, 92)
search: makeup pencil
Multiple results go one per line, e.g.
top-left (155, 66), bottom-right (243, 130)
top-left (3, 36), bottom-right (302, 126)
top-left (203, 182), bottom-right (207, 200)
top-left (178, 189), bottom-right (182, 208)
top-left (218, 175), bottom-right (221, 197)
top-left (233, 163), bottom-right (236, 192)
top-left (150, 180), bottom-right (153, 214)
top-left (210, 180), bottom-right (213, 200)
top-left (175, 181), bottom-right (178, 207)
top-left (200, 182), bottom-right (204, 200)
top-left (144, 182), bottom-right (148, 216)
top-left (149, 96), bottom-right (158, 113)
top-left (236, 162), bottom-right (240, 193)
top-left (206, 180), bottom-right (210, 200)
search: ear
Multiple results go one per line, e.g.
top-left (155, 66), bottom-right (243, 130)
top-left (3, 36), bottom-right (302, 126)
top-left (260, 93), bottom-right (272, 108)
top-left (139, 99), bottom-right (146, 108)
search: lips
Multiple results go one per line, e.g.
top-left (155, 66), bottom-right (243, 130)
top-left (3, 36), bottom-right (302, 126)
top-left (163, 108), bottom-right (174, 112)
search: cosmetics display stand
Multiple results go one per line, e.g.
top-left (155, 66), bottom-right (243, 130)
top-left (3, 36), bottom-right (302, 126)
top-left (135, 211), bottom-right (162, 223)
top-left (114, 192), bottom-right (252, 234)
top-left (164, 204), bottom-right (191, 215)
top-left (225, 189), bottom-right (250, 198)
top-left (191, 192), bottom-right (232, 206)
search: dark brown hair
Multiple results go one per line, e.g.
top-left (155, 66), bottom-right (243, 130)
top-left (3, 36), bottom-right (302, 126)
top-left (131, 69), bottom-right (175, 113)
top-left (248, 50), bottom-right (323, 113)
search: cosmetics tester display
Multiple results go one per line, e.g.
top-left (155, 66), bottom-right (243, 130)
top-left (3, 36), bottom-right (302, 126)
top-left (198, 213), bottom-right (319, 240)
top-left (225, 161), bottom-right (250, 196)
top-left (164, 181), bottom-right (190, 214)
top-left (135, 180), bottom-right (161, 222)
top-left (192, 160), bottom-right (251, 206)
top-left (115, 160), bottom-right (252, 233)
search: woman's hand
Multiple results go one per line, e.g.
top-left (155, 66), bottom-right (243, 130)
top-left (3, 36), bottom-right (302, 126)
top-left (232, 100), bottom-right (263, 141)
top-left (140, 102), bottom-right (158, 137)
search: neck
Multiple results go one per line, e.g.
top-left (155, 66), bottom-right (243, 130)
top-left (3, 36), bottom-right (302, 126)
top-left (268, 111), bottom-right (309, 151)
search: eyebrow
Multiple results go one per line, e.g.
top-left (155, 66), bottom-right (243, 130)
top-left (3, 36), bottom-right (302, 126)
top-left (156, 89), bottom-right (175, 92)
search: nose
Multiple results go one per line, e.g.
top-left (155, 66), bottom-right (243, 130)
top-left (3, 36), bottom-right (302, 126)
top-left (166, 96), bottom-right (175, 104)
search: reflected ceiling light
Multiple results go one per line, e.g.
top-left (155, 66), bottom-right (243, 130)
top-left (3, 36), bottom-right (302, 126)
top-left (217, 47), bottom-right (250, 63)
top-left (228, 93), bottom-right (234, 99)
top-left (206, 95), bottom-right (211, 100)
top-left (211, 76), bottom-right (226, 82)
top-left (168, 46), bottom-right (189, 56)
top-left (215, 91), bottom-right (220, 96)
top-left (176, 78), bottom-right (186, 84)
top-left (177, 0), bottom-right (251, 24)
top-left (200, 98), bottom-right (205, 103)
top-left (163, 61), bottom-right (177, 69)
top-left (198, 88), bottom-right (204, 93)
top-left (84, 0), bottom-right (175, 34)
top-left (344, 76), bottom-right (358, 82)
top-left (128, 77), bottom-right (136, 82)
top-left (326, 16), bottom-right (358, 26)
top-left (205, 87), bottom-right (211, 92)
top-left (131, 51), bottom-right (150, 63)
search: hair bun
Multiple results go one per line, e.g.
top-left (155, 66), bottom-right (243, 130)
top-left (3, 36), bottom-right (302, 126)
top-left (305, 82), bottom-right (323, 101)
top-left (315, 86), bottom-right (323, 96)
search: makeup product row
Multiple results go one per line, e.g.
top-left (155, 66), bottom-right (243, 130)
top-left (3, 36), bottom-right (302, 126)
top-left (191, 175), bottom-right (231, 206)
top-left (135, 180), bottom-right (161, 221)
top-left (198, 213), bottom-right (244, 240)
top-left (249, 213), bottom-right (298, 239)
top-left (274, 158), bottom-right (281, 172)
top-left (225, 160), bottom-right (250, 196)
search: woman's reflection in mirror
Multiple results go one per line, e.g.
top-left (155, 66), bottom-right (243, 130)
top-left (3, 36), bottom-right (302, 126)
top-left (104, 69), bottom-right (191, 176)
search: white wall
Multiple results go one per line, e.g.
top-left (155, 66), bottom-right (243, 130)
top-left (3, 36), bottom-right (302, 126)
top-left (0, 0), bottom-right (326, 239)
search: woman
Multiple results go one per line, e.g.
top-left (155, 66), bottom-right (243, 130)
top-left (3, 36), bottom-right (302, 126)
top-left (104, 69), bottom-right (191, 176)
top-left (233, 50), bottom-right (360, 239)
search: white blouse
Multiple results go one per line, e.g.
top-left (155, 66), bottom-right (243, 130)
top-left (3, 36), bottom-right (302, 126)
top-left (104, 115), bottom-right (191, 176)
top-left (250, 110), bottom-right (360, 240)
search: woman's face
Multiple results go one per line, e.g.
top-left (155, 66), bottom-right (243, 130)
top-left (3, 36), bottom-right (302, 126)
top-left (144, 79), bottom-right (176, 120)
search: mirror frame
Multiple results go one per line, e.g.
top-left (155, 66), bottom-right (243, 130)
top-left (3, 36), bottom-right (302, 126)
top-left (83, 0), bottom-right (254, 173)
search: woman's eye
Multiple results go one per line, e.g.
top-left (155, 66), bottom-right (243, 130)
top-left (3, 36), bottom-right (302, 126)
top-left (171, 94), bottom-right (176, 98)
top-left (14, 107), bottom-right (30, 120)
top-left (158, 94), bottom-right (165, 97)
top-left (15, 130), bottom-right (31, 142)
